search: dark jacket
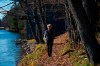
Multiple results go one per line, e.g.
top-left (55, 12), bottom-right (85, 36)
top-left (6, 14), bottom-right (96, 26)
top-left (44, 30), bottom-right (54, 43)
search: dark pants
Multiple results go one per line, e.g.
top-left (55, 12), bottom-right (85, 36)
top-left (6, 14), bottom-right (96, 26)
top-left (47, 41), bottom-right (53, 57)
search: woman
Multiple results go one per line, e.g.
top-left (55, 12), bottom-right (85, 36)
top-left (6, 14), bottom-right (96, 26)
top-left (44, 24), bottom-right (54, 57)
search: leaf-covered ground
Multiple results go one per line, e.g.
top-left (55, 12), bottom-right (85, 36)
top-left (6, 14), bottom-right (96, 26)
top-left (18, 33), bottom-right (92, 66)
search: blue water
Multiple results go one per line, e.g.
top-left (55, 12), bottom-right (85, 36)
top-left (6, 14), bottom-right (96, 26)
top-left (0, 30), bottom-right (21, 66)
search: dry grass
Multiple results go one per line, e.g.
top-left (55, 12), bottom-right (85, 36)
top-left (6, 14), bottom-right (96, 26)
top-left (18, 33), bottom-right (93, 66)
top-left (18, 44), bottom-right (45, 66)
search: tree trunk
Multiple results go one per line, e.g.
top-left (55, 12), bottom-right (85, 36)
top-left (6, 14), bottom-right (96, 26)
top-left (37, 0), bottom-right (47, 30)
top-left (64, 2), bottom-right (80, 45)
top-left (27, 11), bottom-right (40, 43)
top-left (18, 0), bottom-right (40, 43)
top-left (33, 0), bottom-right (45, 43)
top-left (26, 19), bottom-right (34, 39)
top-left (83, 0), bottom-right (99, 33)
top-left (66, 0), bottom-right (100, 65)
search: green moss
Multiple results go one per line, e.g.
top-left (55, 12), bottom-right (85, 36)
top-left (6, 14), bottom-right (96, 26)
top-left (59, 41), bottom-right (71, 55)
top-left (20, 44), bottom-right (44, 66)
top-left (58, 41), bottom-right (90, 66)
top-left (19, 39), bottom-right (91, 66)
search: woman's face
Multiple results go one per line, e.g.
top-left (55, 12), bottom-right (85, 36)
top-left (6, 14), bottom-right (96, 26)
top-left (47, 26), bottom-right (52, 30)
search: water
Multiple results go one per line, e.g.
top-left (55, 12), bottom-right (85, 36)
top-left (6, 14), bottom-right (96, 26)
top-left (0, 30), bottom-right (21, 66)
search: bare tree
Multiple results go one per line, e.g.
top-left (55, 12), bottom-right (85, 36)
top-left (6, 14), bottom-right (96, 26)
top-left (18, 0), bottom-right (40, 43)
top-left (66, 0), bottom-right (100, 65)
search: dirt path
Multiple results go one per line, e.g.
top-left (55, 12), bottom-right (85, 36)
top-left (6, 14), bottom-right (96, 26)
top-left (37, 33), bottom-right (73, 66)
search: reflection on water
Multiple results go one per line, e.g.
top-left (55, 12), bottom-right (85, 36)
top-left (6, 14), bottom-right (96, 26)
top-left (0, 30), bottom-right (21, 66)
